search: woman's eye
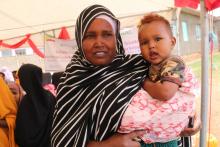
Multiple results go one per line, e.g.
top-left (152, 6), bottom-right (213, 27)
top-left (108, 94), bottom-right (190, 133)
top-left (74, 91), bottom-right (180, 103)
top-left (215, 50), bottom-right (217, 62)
top-left (103, 33), bottom-right (113, 38)
top-left (10, 89), bottom-right (18, 95)
top-left (84, 34), bottom-right (95, 39)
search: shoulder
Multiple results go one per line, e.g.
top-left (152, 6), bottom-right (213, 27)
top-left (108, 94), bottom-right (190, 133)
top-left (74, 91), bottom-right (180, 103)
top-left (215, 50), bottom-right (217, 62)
top-left (163, 55), bottom-right (185, 68)
top-left (160, 56), bottom-right (185, 74)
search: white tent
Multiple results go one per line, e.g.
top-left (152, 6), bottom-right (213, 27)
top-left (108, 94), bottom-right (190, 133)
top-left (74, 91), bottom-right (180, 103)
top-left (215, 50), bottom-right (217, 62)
top-left (0, 0), bottom-right (174, 40)
top-left (1, 1), bottom-right (218, 146)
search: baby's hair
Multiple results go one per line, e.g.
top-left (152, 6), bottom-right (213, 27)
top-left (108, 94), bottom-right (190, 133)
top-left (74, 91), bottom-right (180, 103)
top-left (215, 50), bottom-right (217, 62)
top-left (138, 13), bottom-right (173, 36)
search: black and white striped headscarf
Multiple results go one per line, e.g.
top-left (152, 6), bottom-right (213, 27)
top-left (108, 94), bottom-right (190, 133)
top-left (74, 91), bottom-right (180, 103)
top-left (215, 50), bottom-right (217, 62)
top-left (51, 4), bottom-right (149, 147)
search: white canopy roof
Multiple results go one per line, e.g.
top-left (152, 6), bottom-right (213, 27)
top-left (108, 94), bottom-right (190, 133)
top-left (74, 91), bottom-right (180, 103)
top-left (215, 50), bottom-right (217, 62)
top-left (0, 0), bottom-right (174, 40)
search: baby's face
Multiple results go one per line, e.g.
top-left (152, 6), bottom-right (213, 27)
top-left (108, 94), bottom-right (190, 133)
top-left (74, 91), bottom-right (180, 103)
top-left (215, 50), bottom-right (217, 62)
top-left (138, 21), bottom-right (176, 65)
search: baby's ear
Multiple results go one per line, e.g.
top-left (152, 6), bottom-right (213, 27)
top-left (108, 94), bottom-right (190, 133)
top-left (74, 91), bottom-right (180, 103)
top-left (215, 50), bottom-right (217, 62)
top-left (171, 36), bottom-right (176, 48)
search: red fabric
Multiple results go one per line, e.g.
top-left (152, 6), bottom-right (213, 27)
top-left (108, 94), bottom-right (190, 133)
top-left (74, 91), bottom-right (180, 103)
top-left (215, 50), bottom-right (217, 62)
top-left (27, 38), bottom-right (45, 58)
top-left (0, 35), bottom-right (30, 49)
top-left (205, 0), bottom-right (220, 10)
top-left (175, 0), bottom-right (220, 10)
top-left (175, 0), bottom-right (199, 9)
top-left (0, 34), bottom-right (45, 58)
top-left (58, 27), bottom-right (70, 40)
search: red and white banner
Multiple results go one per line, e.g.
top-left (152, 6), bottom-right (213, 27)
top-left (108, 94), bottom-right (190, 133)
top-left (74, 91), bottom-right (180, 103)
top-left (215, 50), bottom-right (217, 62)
top-left (175, 0), bottom-right (220, 10)
top-left (121, 27), bottom-right (141, 54)
top-left (0, 34), bottom-right (44, 58)
top-left (44, 37), bottom-right (77, 72)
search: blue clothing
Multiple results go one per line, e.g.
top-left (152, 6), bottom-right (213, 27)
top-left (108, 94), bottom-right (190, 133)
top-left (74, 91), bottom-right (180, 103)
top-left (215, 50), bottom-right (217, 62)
top-left (140, 140), bottom-right (178, 147)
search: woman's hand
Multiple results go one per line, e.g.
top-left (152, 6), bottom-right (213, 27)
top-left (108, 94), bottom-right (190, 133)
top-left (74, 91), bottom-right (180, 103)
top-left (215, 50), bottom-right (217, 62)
top-left (87, 130), bottom-right (144, 147)
top-left (180, 112), bottom-right (201, 137)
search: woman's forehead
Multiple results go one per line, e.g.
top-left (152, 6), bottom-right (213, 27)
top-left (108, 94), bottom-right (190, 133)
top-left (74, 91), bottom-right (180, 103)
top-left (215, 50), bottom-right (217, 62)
top-left (8, 83), bottom-right (19, 90)
top-left (86, 18), bottom-right (114, 31)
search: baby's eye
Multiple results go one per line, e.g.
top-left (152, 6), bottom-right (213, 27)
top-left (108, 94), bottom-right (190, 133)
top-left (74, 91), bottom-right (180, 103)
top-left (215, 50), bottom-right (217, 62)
top-left (140, 40), bottom-right (149, 46)
top-left (155, 37), bottom-right (162, 42)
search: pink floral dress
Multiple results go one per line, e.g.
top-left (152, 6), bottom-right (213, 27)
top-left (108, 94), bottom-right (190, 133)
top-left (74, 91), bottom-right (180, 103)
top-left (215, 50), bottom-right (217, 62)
top-left (118, 56), bottom-right (199, 143)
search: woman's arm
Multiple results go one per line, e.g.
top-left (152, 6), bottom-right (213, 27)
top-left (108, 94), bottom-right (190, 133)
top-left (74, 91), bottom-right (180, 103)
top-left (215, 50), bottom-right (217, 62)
top-left (87, 131), bottom-right (144, 147)
top-left (142, 79), bottom-right (179, 101)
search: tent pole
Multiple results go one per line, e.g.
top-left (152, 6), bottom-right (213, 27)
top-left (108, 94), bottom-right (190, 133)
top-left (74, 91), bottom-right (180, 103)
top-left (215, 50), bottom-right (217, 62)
top-left (176, 8), bottom-right (181, 55)
top-left (200, 0), bottom-right (209, 146)
top-left (43, 31), bottom-right (46, 72)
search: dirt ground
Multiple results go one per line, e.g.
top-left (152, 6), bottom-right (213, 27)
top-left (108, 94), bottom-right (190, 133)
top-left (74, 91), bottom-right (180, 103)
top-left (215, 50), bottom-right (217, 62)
top-left (183, 53), bottom-right (220, 146)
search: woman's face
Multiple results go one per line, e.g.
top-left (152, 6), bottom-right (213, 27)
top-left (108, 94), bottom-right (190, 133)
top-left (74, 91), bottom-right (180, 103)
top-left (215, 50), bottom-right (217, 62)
top-left (82, 18), bottom-right (117, 66)
top-left (0, 72), bottom-right (5, 80)
top-left (8, 82), bottom-right (21, 105)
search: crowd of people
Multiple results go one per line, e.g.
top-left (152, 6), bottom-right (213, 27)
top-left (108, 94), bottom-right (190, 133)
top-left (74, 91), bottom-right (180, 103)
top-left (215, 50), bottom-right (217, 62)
top-left (0, 4), bottom-right (201, 147)
top-left (0, 66), bottom-right (60, 147)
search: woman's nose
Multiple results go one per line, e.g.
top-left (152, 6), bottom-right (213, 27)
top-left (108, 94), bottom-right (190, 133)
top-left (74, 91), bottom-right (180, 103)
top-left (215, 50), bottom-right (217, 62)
top-left (94, 36), bottom-right (104, 46)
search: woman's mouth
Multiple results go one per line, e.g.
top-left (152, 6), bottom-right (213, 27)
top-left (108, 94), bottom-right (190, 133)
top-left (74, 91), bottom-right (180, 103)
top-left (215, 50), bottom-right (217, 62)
top-left (94, 51), bottom-right (107, 57)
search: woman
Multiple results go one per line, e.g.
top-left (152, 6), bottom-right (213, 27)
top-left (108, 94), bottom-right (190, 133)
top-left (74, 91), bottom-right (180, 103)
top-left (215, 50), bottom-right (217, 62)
top-left (51, 4), bottom-right (149, 147)
top-left (51, 4), bottom-right (200, 147)
top-left (51, 71), bottom-right (63, 90)
top-left (0, 77), bottom-right (17, 147)
top-left (15, 64), bottom-right (55, 147)
top-left (7, 81), bottom-right (23, 106)
top-left (0, 67), bottom-right (14, 83)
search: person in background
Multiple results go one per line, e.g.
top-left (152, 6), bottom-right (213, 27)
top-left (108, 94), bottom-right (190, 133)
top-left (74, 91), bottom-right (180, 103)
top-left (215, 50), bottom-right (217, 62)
top-left (118, 13), bottom-right (200, 147)
top-left (42, 72), bottom-right (52, 86)
top-left (15, 64), bottom-right (55, 147)
top-left (0, 67), bottom-right (14, 83)
top-left (7, 81), bottom-right (23, 106)
top-left (12, 70), bottom-right (20, 85)
top-left (51, 71), bottom-right (63, 90)
top-left (0, 72), bottom-right (5, 81)
top-left (0, 77), bottom-right (17, 147)
top-left (12, 71), bottom-right (18, 81)
top-left (42, 72), bottom-right (56, 96)
top-left (51, 5), bottom-right (201, 147)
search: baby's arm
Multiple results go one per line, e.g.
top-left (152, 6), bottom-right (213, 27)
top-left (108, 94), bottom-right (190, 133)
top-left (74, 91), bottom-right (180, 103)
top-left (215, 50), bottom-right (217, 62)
top-left (142, 79), bottom-right (178, 101)
top-left (143, 56), bottom-right (185, 101)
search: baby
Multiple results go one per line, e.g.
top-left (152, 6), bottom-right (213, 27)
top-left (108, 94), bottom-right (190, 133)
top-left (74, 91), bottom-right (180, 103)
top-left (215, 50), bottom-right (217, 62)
top-left (118, 13), bottom-right (199, 146)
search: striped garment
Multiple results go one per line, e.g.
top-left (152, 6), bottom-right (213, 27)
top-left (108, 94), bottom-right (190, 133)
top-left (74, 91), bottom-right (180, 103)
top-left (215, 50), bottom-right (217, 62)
top-left (51, 4), bottom-right (149, 147)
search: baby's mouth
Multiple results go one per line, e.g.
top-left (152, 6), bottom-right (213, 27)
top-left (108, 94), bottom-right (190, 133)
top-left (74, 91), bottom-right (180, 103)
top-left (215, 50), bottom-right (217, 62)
top-left (149, 51), bottom-right (159, 60)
